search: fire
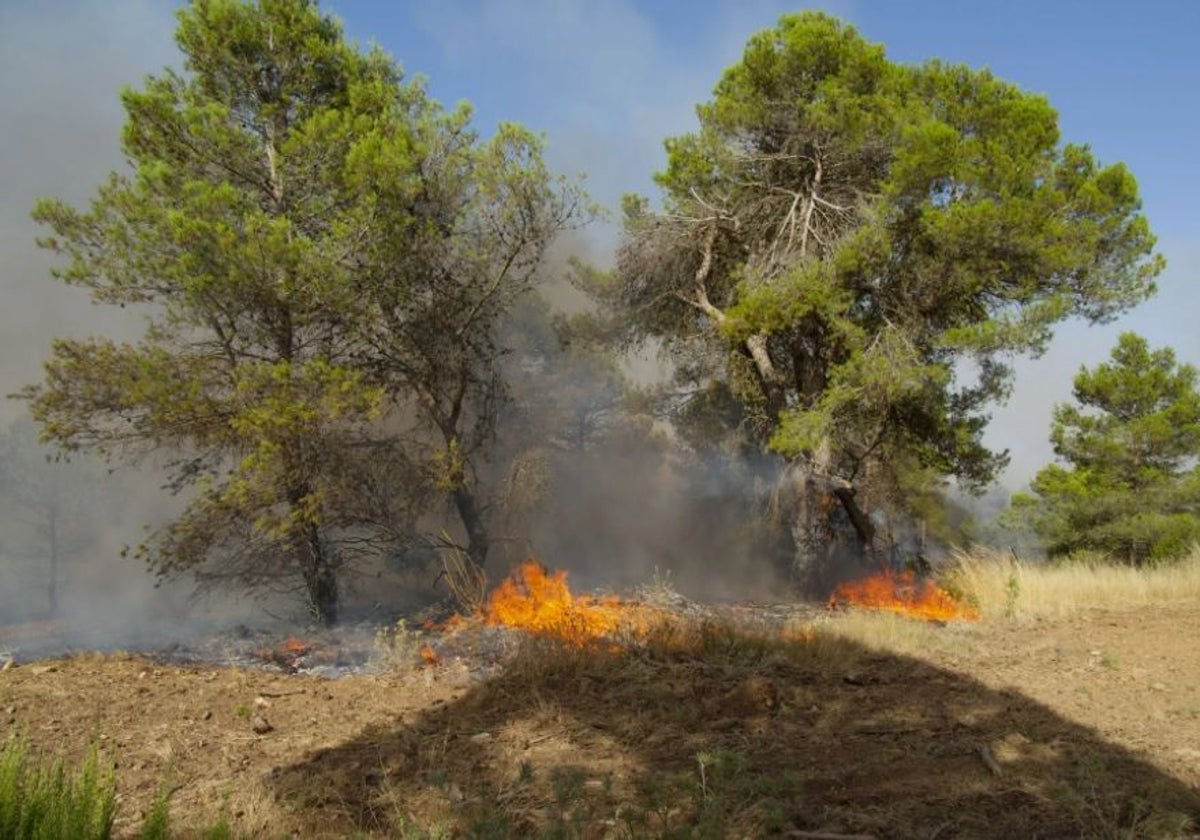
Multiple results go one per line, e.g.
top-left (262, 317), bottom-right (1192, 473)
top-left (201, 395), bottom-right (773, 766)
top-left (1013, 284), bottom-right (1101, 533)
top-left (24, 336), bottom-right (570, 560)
top-left (829, 569), bottom-right (979, 622)
top-left (281, 636), bottom-right (312, 655)
top-left (484, 560), bottom-right (625, 646)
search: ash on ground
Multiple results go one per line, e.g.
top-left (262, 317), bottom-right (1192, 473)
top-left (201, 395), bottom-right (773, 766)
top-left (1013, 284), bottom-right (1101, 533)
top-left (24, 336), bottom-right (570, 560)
top-left (0, 588), bottom-right (830, 679)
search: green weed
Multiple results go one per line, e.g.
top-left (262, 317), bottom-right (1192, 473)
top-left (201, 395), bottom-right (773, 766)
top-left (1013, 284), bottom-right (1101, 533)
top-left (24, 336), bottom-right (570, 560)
top-left (0, 734), bottom-right (116, 840)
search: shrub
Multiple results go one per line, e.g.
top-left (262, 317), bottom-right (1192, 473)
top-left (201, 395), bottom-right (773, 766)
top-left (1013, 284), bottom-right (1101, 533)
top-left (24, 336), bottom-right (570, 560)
top-left (0, 734), bottom-right (116, 840)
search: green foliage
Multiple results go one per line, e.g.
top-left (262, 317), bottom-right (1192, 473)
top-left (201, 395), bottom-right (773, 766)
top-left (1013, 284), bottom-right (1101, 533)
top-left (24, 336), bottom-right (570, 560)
top-left (615, 11), bottom-right (1161, 536)
top-left (1011, 333), bottom-right (1200, 564)
top-left (0, 735), bottom-right (116, 840)
top-left (22, 0), bottom-right (584, 620)
top-left (138, 784), bottom-right (171, 840)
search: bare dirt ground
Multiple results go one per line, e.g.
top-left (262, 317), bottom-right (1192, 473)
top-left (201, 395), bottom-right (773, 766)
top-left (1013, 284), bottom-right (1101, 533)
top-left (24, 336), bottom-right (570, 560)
top-left (2, 601), bottom-right (1199, 839)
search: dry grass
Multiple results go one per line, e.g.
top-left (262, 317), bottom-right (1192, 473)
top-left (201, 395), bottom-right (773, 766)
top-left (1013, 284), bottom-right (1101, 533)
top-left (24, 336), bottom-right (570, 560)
top-left (808, 609), bottom-right (981, 658)
top-left (435, 540), bottom-right (489, 614)
top-left (944, 546), bottom-right (1200, 620)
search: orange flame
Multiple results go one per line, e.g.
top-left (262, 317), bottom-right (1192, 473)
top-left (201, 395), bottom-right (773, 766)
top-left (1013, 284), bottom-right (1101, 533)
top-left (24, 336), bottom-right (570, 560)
top-left (419, 644), bottom-right (440, 666)
top-left (830, 569), bottom-right (979, 622)
top-left (281, 636), bottom-right (312, 655)
top-left (484, 560), bottom-right (624, 646)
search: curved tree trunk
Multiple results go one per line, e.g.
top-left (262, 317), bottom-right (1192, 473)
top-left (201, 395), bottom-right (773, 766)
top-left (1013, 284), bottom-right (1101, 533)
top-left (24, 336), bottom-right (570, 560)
top-left (831, 482), bottom-right (875, 553)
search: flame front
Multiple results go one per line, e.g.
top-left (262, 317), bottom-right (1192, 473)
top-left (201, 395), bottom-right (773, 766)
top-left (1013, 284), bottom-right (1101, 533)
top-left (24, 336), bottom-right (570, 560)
top-left (484, 560), bottom-right (624, 645)
top-left (830, 569), bottom-right (979, 622)
top-left (281, 636), bottom-right (312, 655)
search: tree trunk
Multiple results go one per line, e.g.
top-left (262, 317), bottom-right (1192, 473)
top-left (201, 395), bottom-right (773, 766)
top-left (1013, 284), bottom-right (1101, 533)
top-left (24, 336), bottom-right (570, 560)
top-left (772, 455), bottom-right (877, 593)
top-left (452, 484), bottom-right (491, 569)
top-left (297, 522), bottom-right (339, 626)
top-left (831, 483), bottom-right (875, 553)
top-left (286, 478), bottom-right (339, 626)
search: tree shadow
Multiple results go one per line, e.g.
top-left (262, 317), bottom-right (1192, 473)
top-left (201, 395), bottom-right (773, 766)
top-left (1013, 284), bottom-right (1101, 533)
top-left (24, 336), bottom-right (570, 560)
top-left (270, 623), bottom-right (1200, 838)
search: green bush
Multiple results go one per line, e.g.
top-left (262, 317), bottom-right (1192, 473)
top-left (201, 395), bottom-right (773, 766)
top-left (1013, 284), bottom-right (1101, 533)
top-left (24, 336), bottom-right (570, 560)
top-left (0, 734), bottom-right (116, 840)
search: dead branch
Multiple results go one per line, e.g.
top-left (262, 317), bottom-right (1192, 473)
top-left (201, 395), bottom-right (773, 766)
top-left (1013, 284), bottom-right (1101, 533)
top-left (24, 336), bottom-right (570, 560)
top-left (798, 156), bottom-right (822, 257)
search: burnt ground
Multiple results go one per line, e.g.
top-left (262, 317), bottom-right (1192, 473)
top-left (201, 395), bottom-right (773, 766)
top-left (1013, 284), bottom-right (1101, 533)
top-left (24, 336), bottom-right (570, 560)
top-left (1, 601), bottom-right (1199, 839)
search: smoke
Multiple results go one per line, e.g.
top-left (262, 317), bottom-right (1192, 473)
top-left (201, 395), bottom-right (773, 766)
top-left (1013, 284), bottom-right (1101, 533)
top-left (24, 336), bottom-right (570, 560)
top-left (0, 2), bottom-right (267, 642)
top-left (0, 1), bottom-right (180, 425)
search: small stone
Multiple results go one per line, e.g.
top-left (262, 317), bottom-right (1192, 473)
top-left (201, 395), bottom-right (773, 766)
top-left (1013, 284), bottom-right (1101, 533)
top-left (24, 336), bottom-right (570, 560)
top-left (446, 782), bottom-right (465, 803)
top-left (5, 707), bottom-right (14, 716)
top-left (469, 732), bottom-right (492, 744)
top-left (30, 665), bottom-right (57, 676)
top-left (202, 710), bottom-right (213, 721)
top-left (1151, 682), bottom-right (1167, 692)
top-left (254, 696), bottom-right (269, 708)
top-left (251, 715), bottom-right (274, 734)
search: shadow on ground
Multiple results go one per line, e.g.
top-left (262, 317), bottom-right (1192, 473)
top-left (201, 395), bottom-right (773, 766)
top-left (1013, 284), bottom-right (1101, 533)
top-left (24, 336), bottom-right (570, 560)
top-left (271, 624), bottom-right (1200, 838)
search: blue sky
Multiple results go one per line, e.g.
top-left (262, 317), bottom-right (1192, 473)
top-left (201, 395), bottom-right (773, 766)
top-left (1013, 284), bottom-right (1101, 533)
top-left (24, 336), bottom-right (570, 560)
top-left (325, 0), bottom-right (1200, 237)
top-left (2, 0), bottom-right (1198, 486)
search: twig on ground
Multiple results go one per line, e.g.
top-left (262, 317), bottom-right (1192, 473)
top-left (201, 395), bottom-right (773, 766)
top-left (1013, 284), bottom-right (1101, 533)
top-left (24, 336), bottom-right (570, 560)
top-left (977, 743), bottom-right (1003, 777)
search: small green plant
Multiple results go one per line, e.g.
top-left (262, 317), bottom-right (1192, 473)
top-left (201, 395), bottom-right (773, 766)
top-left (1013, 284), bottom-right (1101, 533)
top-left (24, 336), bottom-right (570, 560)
top-left (0, 734), bottom-right (116, 840)
top-left (138, 784), bottom-right (171, 840)
top-left (233, 704), bottom-right (252, 718)
top-left (201, 814), bottom-right (233, 840)
top-left (1100, 652), bottom-right (1120, 670)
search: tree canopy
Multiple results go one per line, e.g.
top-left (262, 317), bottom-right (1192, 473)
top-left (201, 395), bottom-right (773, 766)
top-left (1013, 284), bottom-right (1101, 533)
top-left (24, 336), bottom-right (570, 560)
top-left (21, 0), bottom-right (584, 623)
top-left (1011, 333), bottom-right (1200, 564)
top-left (613, 12), bottom-right (1162, 572)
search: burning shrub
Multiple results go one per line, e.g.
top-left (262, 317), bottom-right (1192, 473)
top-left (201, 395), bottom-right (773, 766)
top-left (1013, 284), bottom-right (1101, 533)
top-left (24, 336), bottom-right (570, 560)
top-left (829, 568), bottom-right (980, 622)
top-left (484, 561), bottom-right (649, 647)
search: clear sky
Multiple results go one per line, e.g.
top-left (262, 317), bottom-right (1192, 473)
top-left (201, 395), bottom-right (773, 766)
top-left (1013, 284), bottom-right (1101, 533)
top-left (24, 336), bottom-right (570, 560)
top-left (1, 0), bottom-right (1197, 487)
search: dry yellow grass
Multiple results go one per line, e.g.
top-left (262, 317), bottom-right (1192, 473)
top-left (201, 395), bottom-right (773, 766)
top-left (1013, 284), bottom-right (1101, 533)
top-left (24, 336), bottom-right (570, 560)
top-left (806, 609), bottom-right (981, 657)
top-left (945, 546), bottom-right (1200, 620)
